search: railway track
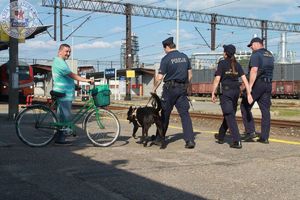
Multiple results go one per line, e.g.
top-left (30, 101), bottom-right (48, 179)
top-left (107, 105), bottom-right (300, 128)
top-left (177, 112), bottom-right (300, 128)
top-left (24, 99), bottom-right (300, 128)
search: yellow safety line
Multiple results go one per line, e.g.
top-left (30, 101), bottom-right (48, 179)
top-left (168, 125), bottom-right (300, 145)
top-left (122, 119), bottom-right (300, 145)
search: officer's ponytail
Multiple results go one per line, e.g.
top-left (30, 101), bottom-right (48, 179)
top-left (230, 55), bottom-right (237, 74)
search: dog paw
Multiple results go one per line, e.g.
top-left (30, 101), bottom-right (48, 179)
top-left (136, 140), bottom-right (143, 144)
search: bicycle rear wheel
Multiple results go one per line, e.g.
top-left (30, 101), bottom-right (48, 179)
top-left (84, 108), bottom-right (120, 147)
top-left (16, 105), bottom-right (58, 147)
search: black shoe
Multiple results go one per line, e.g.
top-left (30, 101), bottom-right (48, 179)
top-left (185, 140), bottom-right (195, 149)
top-left (230, 141), bottom-right (242, 149)
top-left (214, 133), bottom-right (219, 139)
top-left (214, 133), bottom-right (225, 144)
top-left (54, 140), bottom-right (72, 146)
top-left (216, 139), bottom-right (225, 144)
top-left (257, 138), bottom-right (269, 144)
top-left (242, 132), bottom-right (257, 142)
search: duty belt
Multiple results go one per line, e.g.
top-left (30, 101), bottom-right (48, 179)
top-left (259, 77), bottom-right (272, 83)
top-left (165, 80), bottom-right (187, 87)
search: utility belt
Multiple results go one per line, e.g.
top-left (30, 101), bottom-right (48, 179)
top-left (165, 80), bottom-right (188, 88)
top-left (258, 77), bottom-right (272, 83)
top-left (218, 83), bottom-right (239, 95)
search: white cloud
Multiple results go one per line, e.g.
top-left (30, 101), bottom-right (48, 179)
top-left (169, 29), bottom-right (195, 40)
top-left (74, 40), bottom-right (121, 49)
top-left (110, 26), bottom-right (124, 33)
top-left (20, 39), bottom-right (58, 49)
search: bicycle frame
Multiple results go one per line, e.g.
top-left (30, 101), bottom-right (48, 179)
top-left (30, 93), bottom-right (104, 133)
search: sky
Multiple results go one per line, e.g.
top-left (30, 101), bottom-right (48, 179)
top-left (1, 0), bottom-right (300, 69)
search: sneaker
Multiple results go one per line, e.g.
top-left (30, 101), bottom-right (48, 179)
top-left (242, 132), bottom-right (257, 142)
top-left (230, 141), bottom-right (242, 149)
top-left (185, 140), bottom-right (195, 149)
top-left (257, 138), bottom-right (269, 144)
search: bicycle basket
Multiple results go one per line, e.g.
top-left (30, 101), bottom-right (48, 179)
top-left (91, 84), bottom-right (111, 107)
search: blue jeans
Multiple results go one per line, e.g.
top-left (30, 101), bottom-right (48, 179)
top-left (56, 100), bottom-right (72, 142)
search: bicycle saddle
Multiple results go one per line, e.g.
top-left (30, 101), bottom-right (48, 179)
top-left (50, 90), bottom-right (66, 98)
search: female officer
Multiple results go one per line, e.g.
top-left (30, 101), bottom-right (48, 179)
top-left (211, 44), bottom-right (253, 149)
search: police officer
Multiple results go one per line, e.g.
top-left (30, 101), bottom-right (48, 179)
top-left (152, 37), bottom-right (195, 149)
top-left (241, 37), bottom-right (274, 144)
top-left (211, 44), bottom-right (253, 149)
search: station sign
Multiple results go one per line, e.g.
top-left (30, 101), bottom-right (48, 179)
top-left (126, 70), bottom-right (135, 78)
top-left (105, 68), bottom-right (115, 78)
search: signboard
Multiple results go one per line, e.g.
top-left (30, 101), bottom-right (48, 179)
top-left (105, 68), bottom-right (115, 78)
top-left (126, 70), bottom-right (135, 78)
top-left (119, 76), bottom-right (126, 95)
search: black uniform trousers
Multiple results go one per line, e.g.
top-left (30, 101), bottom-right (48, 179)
top-left (240, 79), bottom-right (272, 140)
top-left (218, 88), bottom-right (241, 142)
top-left (161, 83), bottom-right (195, 142)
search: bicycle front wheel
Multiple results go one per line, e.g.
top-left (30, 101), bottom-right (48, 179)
top-left (16, 105), bottom-right (58, 147)
top-left (84, 108), bottom-right (120, 147)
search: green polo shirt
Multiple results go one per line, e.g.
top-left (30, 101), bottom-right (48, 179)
top-left (52, 57), bottom-right (75, 101)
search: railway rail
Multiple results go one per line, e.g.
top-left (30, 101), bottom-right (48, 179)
top-left (107, 105), bottom-right (300, 129)
top-left (176, 112), bottom-right (300, 128)
top-left (23, 98), bottom-right (300, 129)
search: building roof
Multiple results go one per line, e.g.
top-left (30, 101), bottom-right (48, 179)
top-left (0, 25), bottom-right (52, 51)
top-left (86, 68), bottom-right (156, 79)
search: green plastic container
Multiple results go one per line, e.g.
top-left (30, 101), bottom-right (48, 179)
top-left (91, 84), bottom-right (111, 107)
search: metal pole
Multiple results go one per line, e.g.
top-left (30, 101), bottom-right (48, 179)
top-left (124, 4), bottom-right (132, 100)
top-left (54, 0), bottom-right (57, 41)
top-left (60, 0), bottom-right (63, 41)
top-left (8, 0), bottom-right (19, 120)
top-left (210, 14), bottom-right (217, 51)
top-left (176, 0), bottom-right (179, 50)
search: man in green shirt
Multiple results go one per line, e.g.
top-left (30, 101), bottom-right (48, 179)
top-left (52, 44), bottom-right (94, 145)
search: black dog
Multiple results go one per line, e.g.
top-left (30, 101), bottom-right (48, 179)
top-left (127, 93), bottom-right (164, 147)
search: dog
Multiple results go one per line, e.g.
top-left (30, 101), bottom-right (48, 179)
top-left (127, 92), bottom-right (164, 148)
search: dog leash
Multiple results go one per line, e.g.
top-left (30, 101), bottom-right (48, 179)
top-left (187, 96), bottom-right (195, 111)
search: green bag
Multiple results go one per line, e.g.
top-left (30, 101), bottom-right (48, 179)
top-left (92, 84), bottom-right (111, 107)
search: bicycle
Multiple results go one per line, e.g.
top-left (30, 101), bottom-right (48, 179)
top-left (15, 85), bottom-right (120, 147)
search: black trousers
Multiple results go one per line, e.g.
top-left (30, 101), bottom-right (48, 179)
top-left (240, 80), bottom-right (272, 140)
top-left (218, 88), bottom-right (241, 142)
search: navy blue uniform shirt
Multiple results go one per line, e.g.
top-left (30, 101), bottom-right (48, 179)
top-left (159, 50), bottom-right (191, 83)
top-left (215, 58), bottom-right (244, 87)
top-left (248, 48), bottom-right (274, 79)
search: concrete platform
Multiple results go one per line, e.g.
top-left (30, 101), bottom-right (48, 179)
top-left (1, 102), bottom-right (300, 200)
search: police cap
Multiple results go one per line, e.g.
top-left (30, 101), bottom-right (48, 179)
top-left (223, 44), bottom-right (236, 56)
top-left (162, 37), bottom-right (174, 47)
top-left (247, 37), bottom-right (263, 47)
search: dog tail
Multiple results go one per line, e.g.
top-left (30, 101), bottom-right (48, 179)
top-left (150, 92), bottom-right (161, 112)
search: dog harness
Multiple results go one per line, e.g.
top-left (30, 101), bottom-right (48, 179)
top-left (132, 107), bottom-right (142, 127)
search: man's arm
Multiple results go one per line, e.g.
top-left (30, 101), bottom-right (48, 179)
top-left (68, 72), bottom-right (94, 84)
top-left (188, 69), bottom-right (192, 83)
top-left (152, 73), bottom-right (164, 93)
top-left (249, 66), bottom-right (258, 89)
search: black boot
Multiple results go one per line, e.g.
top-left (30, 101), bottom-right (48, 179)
top-left (230, 141), bottom-right (242, 149)
top-left (241, 132), bottom-right (257, 142)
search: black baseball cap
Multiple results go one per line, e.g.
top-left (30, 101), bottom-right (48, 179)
top-left (162, 37), bottom-right (174, 46)
top-left (223, 44), bottom-right (236, 56)
top-left (247, 37), bottom-right (263, 47)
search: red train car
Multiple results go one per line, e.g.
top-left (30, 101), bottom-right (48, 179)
top-left (272, 80), bottom-right (300, 99)
top-left (191, 80), bottom-right (300, 99)
top-left (0, 62), bottom-right (34, 99)
top-left (191, 82), bottom-right (213, 97)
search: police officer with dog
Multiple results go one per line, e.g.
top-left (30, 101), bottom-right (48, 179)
top-left (152, 36), bottom-right (195, 149)
top-left (241, 37), bottom-right (274, 144)
top-left (211, 44), bottom-right (253, 149)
